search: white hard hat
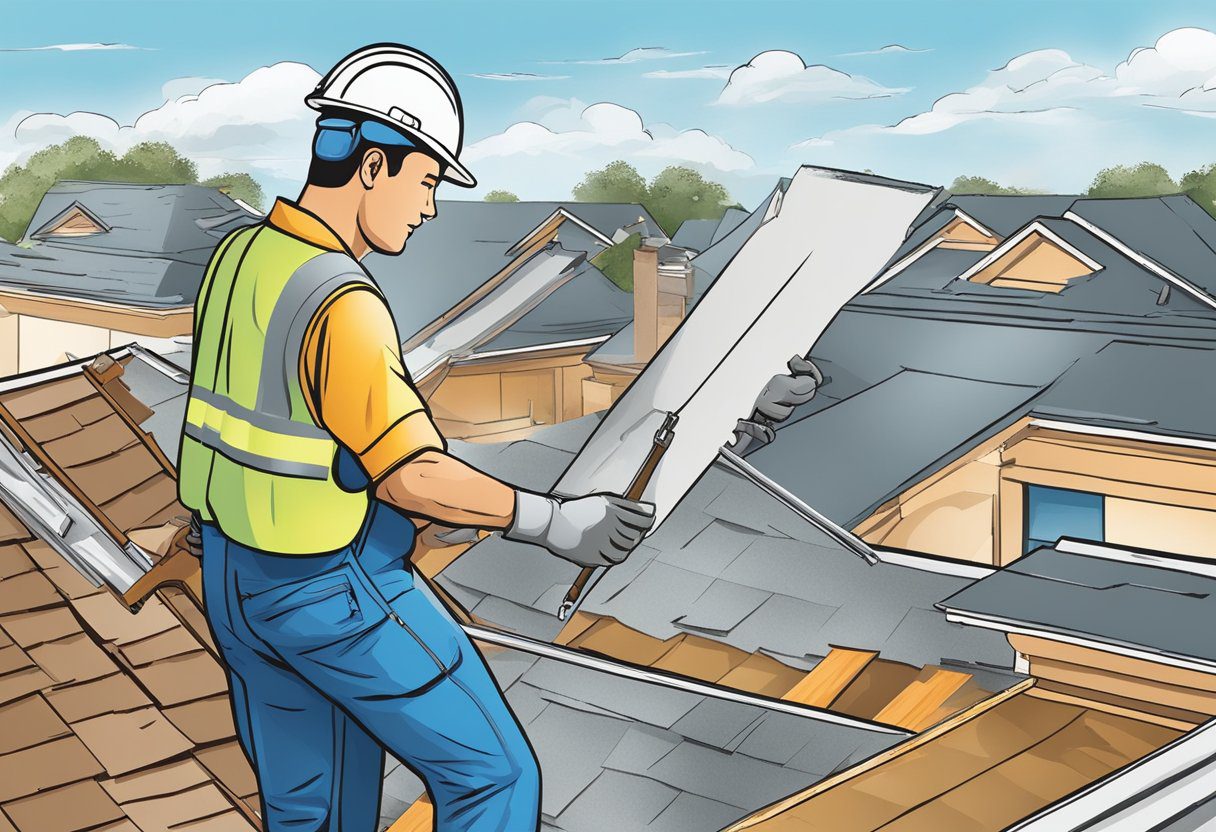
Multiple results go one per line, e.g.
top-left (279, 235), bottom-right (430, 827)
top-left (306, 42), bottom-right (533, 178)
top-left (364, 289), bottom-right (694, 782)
top-left (306, 43), bottom-right (475, 187)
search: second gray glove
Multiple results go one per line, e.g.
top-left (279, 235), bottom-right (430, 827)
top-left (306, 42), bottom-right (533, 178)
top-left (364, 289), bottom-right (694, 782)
top-left (504, 491), bottom-right (656, 568)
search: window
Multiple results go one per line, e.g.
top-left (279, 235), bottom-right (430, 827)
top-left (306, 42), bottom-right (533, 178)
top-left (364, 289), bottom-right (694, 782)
top-left (1025, 485), bottom-right (1104, 554)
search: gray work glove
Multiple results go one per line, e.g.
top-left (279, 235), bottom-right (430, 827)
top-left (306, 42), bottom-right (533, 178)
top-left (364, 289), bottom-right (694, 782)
top-left (753, 355), bottom-right (823, 422)
top-left (727, 355), bottom-right (823, 455)
top-left (504, 490), bottom-right (656, 568)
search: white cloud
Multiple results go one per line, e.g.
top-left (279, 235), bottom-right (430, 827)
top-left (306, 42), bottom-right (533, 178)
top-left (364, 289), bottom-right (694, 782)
top-left (463, 97), bottom-right (759, 200)
top-left (159, 76), bottom-right (227, 102)
top-left (543, 47), bottom-right (707, 65)
top-left (799, 27), bottom-right (1216, 148)
top-left (0, 42), bottom-right (147, 52)
top-left (716, 50), bottom-right (908, 106)
top-left (643, 65), bottom-right (732, 80)
top-left (468, 72), bottom-right (570, 82)
top-left (5, 62), bottom-right (320, 182)
top-left (838, 44), bottom-right (932, 57)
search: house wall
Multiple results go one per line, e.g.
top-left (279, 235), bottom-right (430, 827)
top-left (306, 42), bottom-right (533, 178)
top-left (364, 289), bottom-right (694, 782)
top-left (426, 348), bottom-right (594, 442)
top-left (580, 363), bottom-right (637, 416)
top-left (856, 420), bottom-right (1216, 566)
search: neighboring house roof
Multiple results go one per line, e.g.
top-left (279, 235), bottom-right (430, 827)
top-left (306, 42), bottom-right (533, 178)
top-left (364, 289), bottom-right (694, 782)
top-left (367, 200), bottom-right (657, 344)
top-left (670, 218), bottom-right (718, 252)
top-left (711, 207), bottom-right (750, 245)
top-left (472, 262), bottom-right (632, 357)
top-left (0, 181), bottom-right (259, 308)
top-left (938, 540), bottom-right (1216, 672)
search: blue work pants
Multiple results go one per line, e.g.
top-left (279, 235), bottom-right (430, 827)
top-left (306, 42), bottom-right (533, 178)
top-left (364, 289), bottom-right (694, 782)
top-left (197, 503), bottom-right (541, 831)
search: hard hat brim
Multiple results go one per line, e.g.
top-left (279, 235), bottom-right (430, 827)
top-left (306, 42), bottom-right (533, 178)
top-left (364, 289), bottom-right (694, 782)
top-left (306, 96), bottom-right (477, 188)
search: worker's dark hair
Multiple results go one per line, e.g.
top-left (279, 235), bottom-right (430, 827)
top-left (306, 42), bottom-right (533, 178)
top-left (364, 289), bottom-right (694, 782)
top-left (305, 111), bottom-right (434, 188)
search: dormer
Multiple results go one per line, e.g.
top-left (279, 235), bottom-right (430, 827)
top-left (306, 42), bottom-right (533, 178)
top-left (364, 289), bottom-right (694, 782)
top-left (935, 210), bottom-right (999, 251)
top-left (960, 221), bottom-right (1101, 293)
top-left (29, 201), bottom-right (109, 240)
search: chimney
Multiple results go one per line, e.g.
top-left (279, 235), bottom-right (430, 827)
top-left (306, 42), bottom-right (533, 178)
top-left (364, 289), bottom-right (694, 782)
top-left (633, 241), bottom-right (693, 364)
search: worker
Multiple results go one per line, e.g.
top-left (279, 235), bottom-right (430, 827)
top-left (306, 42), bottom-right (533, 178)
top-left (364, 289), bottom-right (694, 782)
top-left (177, 43), bottom-right (655, 832)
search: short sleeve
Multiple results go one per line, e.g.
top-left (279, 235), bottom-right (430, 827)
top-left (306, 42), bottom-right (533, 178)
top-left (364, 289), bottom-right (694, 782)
top-left (300, 286), bottom-right (446, 482)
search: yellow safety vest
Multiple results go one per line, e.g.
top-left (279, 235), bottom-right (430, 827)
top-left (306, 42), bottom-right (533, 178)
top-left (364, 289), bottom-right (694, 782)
top-left (177, 222), bottom-right (377, 554)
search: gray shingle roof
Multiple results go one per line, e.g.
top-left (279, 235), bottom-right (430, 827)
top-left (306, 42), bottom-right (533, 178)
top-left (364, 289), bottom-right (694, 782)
top-left (379, 643), bottom-right (904, 832)
top-left (367, 201), bottom-right (656, 342)
top-left (473, 262), bottom-right (632, 355)
top-left (937, 544), bottom-right (1216, 668)
top-left (438, 460), bottom-right (1018, 675)
top-left (1, 181), bottom-right (258, 307)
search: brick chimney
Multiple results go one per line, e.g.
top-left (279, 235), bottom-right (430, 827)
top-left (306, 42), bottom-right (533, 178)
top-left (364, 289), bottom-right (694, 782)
top-left (633, 241), bottom-right (693, 364)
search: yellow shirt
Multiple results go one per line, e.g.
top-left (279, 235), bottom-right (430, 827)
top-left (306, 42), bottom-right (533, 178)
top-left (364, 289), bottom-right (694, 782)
top-left (266, 198), bottom-right (446, 482)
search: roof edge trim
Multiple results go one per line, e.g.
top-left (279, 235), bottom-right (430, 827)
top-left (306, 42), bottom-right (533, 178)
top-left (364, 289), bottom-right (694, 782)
top-left (1028, 417), bottom-right (1216, 453)
top-left (1064, 210), bottom-right (1216, 311)
top-left (505, 207), bottom-right (616, 257)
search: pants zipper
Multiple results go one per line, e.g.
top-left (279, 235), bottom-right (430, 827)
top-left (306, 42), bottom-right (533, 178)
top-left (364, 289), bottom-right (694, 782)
top-left (347, 557), bottom-right (447, 673)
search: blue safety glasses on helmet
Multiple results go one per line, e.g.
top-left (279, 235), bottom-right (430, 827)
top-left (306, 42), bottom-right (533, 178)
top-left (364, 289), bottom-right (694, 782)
top-left (313, 117), bottom-right (416, 162)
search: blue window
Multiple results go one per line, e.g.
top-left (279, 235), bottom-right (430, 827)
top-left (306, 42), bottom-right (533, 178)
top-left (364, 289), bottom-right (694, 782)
top-left (1025, 485), bottom-right (1104, 553)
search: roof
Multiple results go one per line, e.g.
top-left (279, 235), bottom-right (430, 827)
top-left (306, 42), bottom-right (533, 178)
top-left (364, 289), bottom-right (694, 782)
top-left (441, 460), bottom-right (1018, 678)
top-left (0, 349), bottom-right (264, 831)
top-left (745, 369), bottom-right (1042, 528)
top-left (366, 200), bottom-right (656, 343)
top-left (0, 181), bottom-right (260, 308)
top-left (472, 263), bottom-right (631, 355)
top-left (670, 218), bottom-right (718, 252)
top-left (381, 643), bottom-right (904, 832)
top-left (938, 542), bottom-right (1216, 670)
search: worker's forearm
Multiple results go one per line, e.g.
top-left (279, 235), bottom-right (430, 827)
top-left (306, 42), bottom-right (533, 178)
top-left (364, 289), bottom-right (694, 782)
top-left (374, 450), bottom-right (516, 529)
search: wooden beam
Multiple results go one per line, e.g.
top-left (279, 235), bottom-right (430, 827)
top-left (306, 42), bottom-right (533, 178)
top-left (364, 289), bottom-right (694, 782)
top-left (724, 677), bottom-right (1037, 831)
top-left (781, 647), bottom-right (877, 709)
top-left (873, 667), bottom-right (972, 731)
top-left (82, 362), bottom-right (178, 480)
top-left (386, 795), bottom-right (433, 832)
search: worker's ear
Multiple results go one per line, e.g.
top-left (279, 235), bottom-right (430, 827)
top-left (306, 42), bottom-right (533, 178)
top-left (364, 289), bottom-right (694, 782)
top-left (359, 148), bottom-right (385, 189)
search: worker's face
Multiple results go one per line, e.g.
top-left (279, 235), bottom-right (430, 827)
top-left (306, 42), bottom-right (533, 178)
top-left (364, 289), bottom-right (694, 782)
top-left (357, 149), bottom-right (440, 255)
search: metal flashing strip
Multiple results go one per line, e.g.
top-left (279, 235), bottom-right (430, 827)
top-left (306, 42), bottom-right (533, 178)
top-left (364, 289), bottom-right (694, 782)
top-left (1063, 210), bottom-right (1216, 311)
top-left (126, 343), bottom-right (190, 383)
top-left (462, 335), bottom-right (611, 363)
top-left (942, 611), bottom-right (1216, 676)
top-left (462, 623), bottom-right (910, 736)
top-left (717, 448), bottom-right (879, 565)
top-left (1027, 417), bottom-right (1216, 453)
top-left (871, 547), bottom-right (996, 579)
top-left (1006, 717), bottom-right (1216, 832)
top-left (1055, 538), bottom-right (1216, 580)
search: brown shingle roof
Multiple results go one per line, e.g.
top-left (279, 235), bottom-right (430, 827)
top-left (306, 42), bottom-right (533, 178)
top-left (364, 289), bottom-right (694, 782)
top-left (0, 356), bottom-right (262, 831)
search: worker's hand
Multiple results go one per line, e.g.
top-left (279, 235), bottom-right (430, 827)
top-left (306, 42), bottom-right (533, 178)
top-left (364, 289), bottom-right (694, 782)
top-left (752, 354), bottom-right (823, 423)
top-left (503, 491), bottom-right (656, 568)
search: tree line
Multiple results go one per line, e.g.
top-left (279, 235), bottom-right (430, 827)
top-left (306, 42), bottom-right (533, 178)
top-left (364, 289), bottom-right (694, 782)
top-left (952, 162), bottom-right (1216, 216)
top-left (0, 136), bottom-right (264, 243)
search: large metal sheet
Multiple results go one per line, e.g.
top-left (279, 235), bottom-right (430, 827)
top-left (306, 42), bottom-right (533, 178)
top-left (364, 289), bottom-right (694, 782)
top-left (552, 167), bottom-right (939, 527)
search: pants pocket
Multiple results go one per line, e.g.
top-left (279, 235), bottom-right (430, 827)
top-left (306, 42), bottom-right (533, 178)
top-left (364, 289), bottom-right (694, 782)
top-left (238, 564), bottom-right (370, 652)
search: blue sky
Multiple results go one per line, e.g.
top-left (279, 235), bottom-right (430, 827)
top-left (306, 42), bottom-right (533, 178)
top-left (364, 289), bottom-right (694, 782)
top-left (3, 0), bottom-right (1216, 207)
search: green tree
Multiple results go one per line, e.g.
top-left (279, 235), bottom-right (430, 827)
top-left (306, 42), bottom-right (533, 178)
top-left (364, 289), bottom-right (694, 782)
top-left (0, 136), bottom-right (265, 242)
top-left (1180, 164), bottom-right (1216, 216)
top-left (950, 175), bottom-right (1041, 195)
top-left (200, 173), bottom-right (266, 210)
top-left (573, 160), bottom-right (649, 205)
top-left (590, 233), bottom-right (642, 291)
top-left (645, 166), bottom-right (730, 236)
top-left (1087, 162), bottom-right (1179, 198)
top-left (482, 189), bottom-right (519, 203)
top-left (573, 160), bottom-right (733, 238)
